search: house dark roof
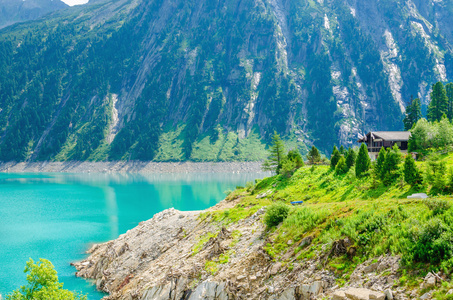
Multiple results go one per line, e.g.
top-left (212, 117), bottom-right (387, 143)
top-left (358, 131), bottom-right (411, 143)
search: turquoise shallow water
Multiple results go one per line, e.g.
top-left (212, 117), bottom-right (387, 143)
top-left (0, 172), bottom-right (267, 299)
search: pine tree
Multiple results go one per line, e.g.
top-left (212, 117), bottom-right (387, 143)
top-left (355, 143), bottom-right (371, 177)
top-left (403, 154), bottom-right (422, 186)
top-left (446, 83), bottom-right (453, 120)
top-left (330, 146), bottom-right (341, 169)
top-left (339, 145), bottom-right (345, 155)
top-left (428, 82), bottom-right (449, 122)
top-left (375, 147), bottom-right (387, 180)
top-left (335, 156), bottom-right (348, 175)
top-left (403, 96), bottom-right (422, 130)
top-left (345, 147), bottom-right (356, 169)
top-left (262, 132), bottom-right (286, 174)
top-left (286, 149), bottom-right (304, 168)
top-left (307, 146), bottom-right (321, 165)
top-left (382, 144), bottom-right (402, 185)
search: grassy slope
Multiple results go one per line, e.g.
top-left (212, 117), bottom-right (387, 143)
top-left (202, 153), bottom-right (453, 297)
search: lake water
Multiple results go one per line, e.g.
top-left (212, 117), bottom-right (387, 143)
top-left (0, 172), bottom-right (267, 299)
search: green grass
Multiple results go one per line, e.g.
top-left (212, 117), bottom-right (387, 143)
top-left (201, 152), bottom-right (453, 284)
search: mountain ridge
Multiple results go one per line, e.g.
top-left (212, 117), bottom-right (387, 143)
top-left (0, 0), bottom-right (452, 162)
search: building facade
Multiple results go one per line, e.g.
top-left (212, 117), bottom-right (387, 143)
top-left (357, 131), bottom-right (411, 160)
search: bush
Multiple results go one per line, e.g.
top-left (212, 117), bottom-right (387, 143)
top-left (425, 157), bottom-right (449, 194)
top-left (264, 202), bottom-right (290, 228)
top-left (410, 218), bottom-right (453, 264)
top-left (424, 199), bottom-right (451, 216)
top-left (281, 158), bottom-right (297, 177)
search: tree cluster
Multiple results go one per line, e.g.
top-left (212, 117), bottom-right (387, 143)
top-left (329, 145), bottom-right (357, 175)
top-left (262, 132), bottom-right (304, 176)
top-left (427, 81), bottom-right (453, 122)
top-left (409, 117), bottom-right (453, 151)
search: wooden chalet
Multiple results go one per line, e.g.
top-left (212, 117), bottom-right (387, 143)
top-left (357, 131), bottom-right (411, 160)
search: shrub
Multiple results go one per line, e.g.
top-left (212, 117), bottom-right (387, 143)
top-left (425, 156), bottom-right (449, 194)
top-left (281, 158), bottom-right (297, 177)
top-left (410, 218), bottom-right (453, 264)
top-left (264, 202), bottom-right (290, 228)
top-left (424, 199), bottom-right (451, 216)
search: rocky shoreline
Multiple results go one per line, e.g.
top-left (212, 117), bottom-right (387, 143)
top-left (72, 199), bottom-right (444, 300)
top-left (0, 161), bottom-right (264, 173)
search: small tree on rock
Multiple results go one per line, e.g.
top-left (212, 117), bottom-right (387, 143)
top-left (330, 146), bottom-right (341, 169)
top-left (307, 146), bottom-right (321, 165)
top-left (356, 143), bottom-right (371, 177)
top-left (262, 132), bottom-right (286, 174)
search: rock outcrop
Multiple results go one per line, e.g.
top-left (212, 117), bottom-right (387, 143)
top-left (73, 204), bottom-right (419, 300)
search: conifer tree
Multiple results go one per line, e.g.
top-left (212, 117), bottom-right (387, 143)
top-left (262, 132), bottom-right (286, 174)
top-left (355, 143), bottom-right (371, 177)
top-left (330, 146), bottom-right (341, 169)
top-left (339, 145), bottom-right (345, 155)
top-left (446, 83), bottom-right (453, 120)
top-left (382, 144), bottom-right (402, 185)
top-left (428, 82), bottom-right (449, 122)
top-left (403, 97), bottom-right (422, 130)
top-left (286, 149), bottom-right (304, 168)
top-left (375, 147), bottom-right (387, 180)
top-left (335, 156), bottom-right (348, 175)
top-left (345, 147), bottom-right (356, 169)
top-left (307, 146), bottom-right (321, 165)
top-left (403, 155), bottom-right (422, 186)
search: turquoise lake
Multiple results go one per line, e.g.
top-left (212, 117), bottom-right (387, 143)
top-left (0, 172), bottom-right (267, 299)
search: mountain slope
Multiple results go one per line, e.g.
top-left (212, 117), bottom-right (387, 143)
top-left (0, 0), bottom-right (452, 162)
top-left (0, 0), bottom-right (68, 28)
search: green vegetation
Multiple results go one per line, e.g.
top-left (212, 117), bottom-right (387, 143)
top-left (264, 202), bottom-right (290, 228)
top-left (307, 146), bottom-right (321, 165)
top-left (403, 97), bottom-right (422, 130)
top-left (202, 149), bottom-right (453, 286)
top-left (355, 143), bottom-right (370, 177)
top-left (6, 258), bottom-right (86, 300)
top-left (2, 0), bottom-right (451, 161)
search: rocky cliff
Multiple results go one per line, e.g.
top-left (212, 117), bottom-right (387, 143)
top-left (0, 0), bottom-right (452, 161)
top-left (73, 205), bottom-right (442, 300)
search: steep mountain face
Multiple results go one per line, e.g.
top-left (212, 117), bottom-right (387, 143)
top-left (0, 0), bottom-right (452, 162)
top-left (0, 0), bottom-right (68, 28)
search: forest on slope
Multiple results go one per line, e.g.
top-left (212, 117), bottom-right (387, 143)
top-left (0, 0), bottom-right (452, 162)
